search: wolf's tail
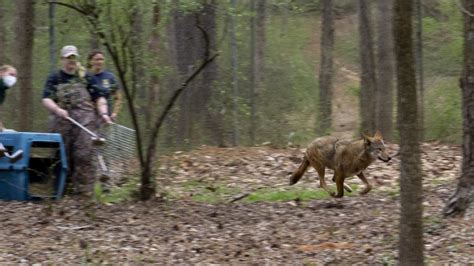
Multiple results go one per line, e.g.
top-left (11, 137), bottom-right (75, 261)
top-left (289, 155), bottom-right (310, 185)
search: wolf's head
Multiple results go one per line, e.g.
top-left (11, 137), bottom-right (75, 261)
top-left (362, 131), bottom-right (391, 162)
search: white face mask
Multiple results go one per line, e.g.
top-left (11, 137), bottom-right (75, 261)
top-left (2, 75), bottom-right (17, 87)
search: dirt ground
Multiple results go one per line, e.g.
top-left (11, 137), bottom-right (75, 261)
top-left (0, 143), bottom-right (473, 264)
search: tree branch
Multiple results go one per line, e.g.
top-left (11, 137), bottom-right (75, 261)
top-left (144, 52), bottom-right (220, 173)
top-left (455, 0), bottom-right (474, 17)
top-left (47, 1), bottom-right (88, 16)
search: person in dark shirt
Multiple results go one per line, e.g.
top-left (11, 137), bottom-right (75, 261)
top-left (0, 65), bottom-right (17, 131)
top-left (41, 45), bottom-right (112, 196)
top-left (87, 50), bottom-right (123, 121)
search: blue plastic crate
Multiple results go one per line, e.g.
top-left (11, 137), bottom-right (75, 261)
top-left (0, 132), bottom-right (68, 201)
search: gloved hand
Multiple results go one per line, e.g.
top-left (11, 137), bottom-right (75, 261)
top-left (55, 108), bottom-right (69, 119)
top-left (101, 114), bottom-right (113, 124)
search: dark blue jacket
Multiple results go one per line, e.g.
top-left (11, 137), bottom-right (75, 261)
top-left (42, 70), bottom-right (103, 101)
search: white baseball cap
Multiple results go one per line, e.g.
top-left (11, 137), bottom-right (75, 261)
top-left (60, 45), bottom-right (79, 58)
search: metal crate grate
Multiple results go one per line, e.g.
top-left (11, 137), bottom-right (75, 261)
top-left (96, 123), bottom-right (138, 183)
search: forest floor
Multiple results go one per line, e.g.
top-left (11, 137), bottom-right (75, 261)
top-left (0, 143), bottom-right (473, 264)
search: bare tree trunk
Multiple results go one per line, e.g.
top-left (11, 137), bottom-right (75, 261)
top-left (1, 0), bottom-right (17, 128)
top-left (375, 0), bottom-right (394, 141)
top-left (280, 0), bottom-right (289, 37)
top-left (394, 0), bottom-right (424, 263)
top-left (15, 0), bottom-right (36, 131)
top-left (358, 0), bottom-right (377, 134)
top-left (49, 0), bottom-right (57, 73)
top-left (89, 0), bottom-right (99, 50)
top-left (130, 3), bottom-right (146, 113)
top-left (173, 7), bottom-right (195, 147)
top-left (200, 0), bottom-right (223, 146)
top-left (443, 0), bottom-right (474, 217)
top-left (316, 0), bottom-right (334, 136)
top-left (230, 0), bottom-right (239, 146)
top-left (414, 0), bottom-right (424, 141)
top-left (0, 1), bottom-right (7, 64)
top-left (146, 2), bottom-right (161, 132)
top-left (249, 0), bottom-right (266, 145)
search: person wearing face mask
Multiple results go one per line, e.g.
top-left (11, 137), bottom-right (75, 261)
top-left (41, 45), bottom-right (112, 196)
top-left (87, 50), bottom-right (123, 121)
top-left (0, 65), bottom-right (17, 131)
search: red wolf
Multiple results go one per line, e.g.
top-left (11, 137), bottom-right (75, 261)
top-left (289, 131), bottom-right (391, 198)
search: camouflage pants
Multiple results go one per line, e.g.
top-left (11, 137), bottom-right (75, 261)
top-left (49, 109), bottom-right (98, 195)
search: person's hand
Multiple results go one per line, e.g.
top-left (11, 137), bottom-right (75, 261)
top-left (55, 108), bottom-right (69, 119)
top-left (111, 112), bottom-right (118, 121)
top-left (101, 113), bottom-right (113, 124)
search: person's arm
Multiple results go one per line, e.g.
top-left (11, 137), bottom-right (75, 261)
top-left (42, 72), bottom-right (69, 119)
top-left (111, 90), bottom-right (123, 120)
top-left (96, 96), bottom-right (112, 124)
top-left (42, 98), bottom-right (69, 119)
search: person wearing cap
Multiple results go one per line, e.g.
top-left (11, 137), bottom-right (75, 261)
top-left (87, 50), bottom-right (123, 121)
top-left (0, 65), bottom-right (17, 131)
top-left (41, 45), bottom-right (112, 196)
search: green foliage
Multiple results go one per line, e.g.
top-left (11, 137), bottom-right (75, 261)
top-left (246, 188), bottom-right (334, 202)
top-left (93, 177), bottom-right (140, 204)
top-left (334, 32), bottom-right (360, 66)
top-left (169, 179), bottom-right (360, 203)
top-left (347, 84), bottom-right (360, 98)
top-left (178, 180), bottom-right (241, 203)
top-left (255, 15), bottom-right (319, 146)
top-left (424, 77), bottom-right (462, 143)
top-left (422, 0), bottom-right (463, 76)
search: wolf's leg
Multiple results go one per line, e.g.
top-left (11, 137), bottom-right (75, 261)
top-left (331, 176), bottom-right (353, 193)
top-left (333, 171), bottom-right (345, 198)
top-left (313, 162), bottom-right (333, 196)
top-left (356, 172), bottom-right (372, 194)
top-left (343, 183), bottom-right (353, 193)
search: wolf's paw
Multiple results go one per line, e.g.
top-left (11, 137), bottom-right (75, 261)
top-left (359, 186), bottom-right (372, 195)
top-left (343, 183), bottom-right (353, 193)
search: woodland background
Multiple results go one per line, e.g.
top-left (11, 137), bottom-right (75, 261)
top-left (0, 0), bottom-right (463, 148)
top-left (0, 0), bottom-right (473, 264)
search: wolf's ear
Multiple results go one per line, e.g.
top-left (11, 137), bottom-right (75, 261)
top-left (361, 133), bottom-right (372, 145)
top-left (374, 130), bottom-right (383, 140)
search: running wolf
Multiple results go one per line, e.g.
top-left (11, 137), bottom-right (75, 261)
top-left (289, 131), bottom-right (391, 198)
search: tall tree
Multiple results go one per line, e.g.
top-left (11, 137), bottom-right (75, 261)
top-left (0, 1), bottom-right (7, 64)
top-left (358, 0), bottom-right (377, 134)
top-left (249, 0), bottom-right (266, 144)
top-left (316, 0), bottom-right (334, 136)
top-left (230, 0), bottom-right (239, 146)
top-left (394, 0), bottom-right (424, 264)
top-left (49, 0), bottom-right (57, 72)
top-left (414, 0), bottom-right (424, 140)
top-left (145, 2), bottom-right (161, 132)
top-left (375, 0), bottom-right (395, 141)
top-left (173, 5), bottom-right (196, 147)
top-left (443, 0), bottom-right (474, 217)
top-left (130, 3), bottom-right (146, 105)
top-left (280, 0), bottom-right (289, 37)
top-left (89, 0), bottom-right (100, 50)
top-left (15, 0), bottom-right (36, 131)
top-left (199, 0), bottom-right (223, 146)
top-left (173, 3), bottom-right (216, 147)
